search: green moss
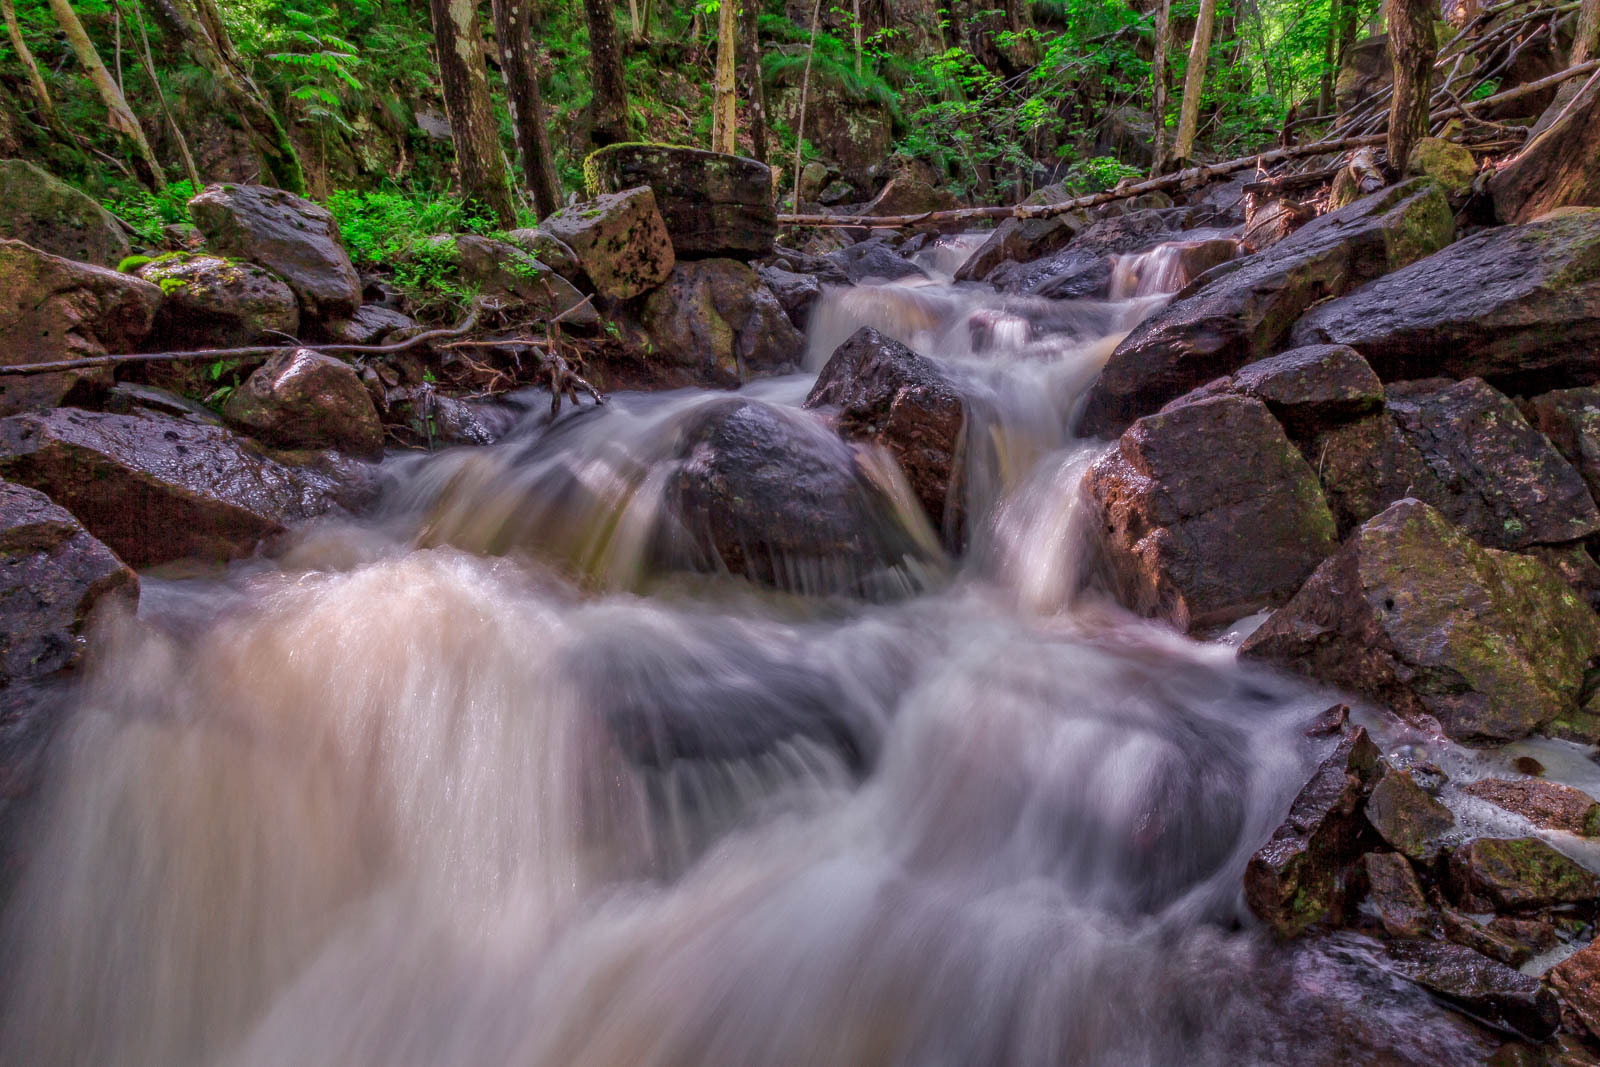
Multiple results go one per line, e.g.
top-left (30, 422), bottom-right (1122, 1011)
top-left (117, 254), bottom-right (154, 274)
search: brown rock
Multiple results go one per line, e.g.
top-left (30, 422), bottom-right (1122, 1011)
top-left (585, 145), bottom-right (776, 260)
top-left (540, 186), bottom-right (675, 301)
top-left (634, 259), bottom-right (803, 384)
top-left (1547, 937), bottom-right (1600, 1041)
top-left (1366, 766), bottom-right (1456, 863)
top-left (1449, 837), bottom-right (1600, 912)
top-left (1521, 386), bottom-right (1600, 505)
top-left (0, 159), bottom-right (131, 267)
top-left (1384, 939), bottom-right (1560, 1038)
top-left (1462, 779), bottom-right (1600, 837)
top-left (136, 253), bottom-right (300, 349)
top-left (1165, 344), bottom-right (1383, 441)
top-left (223, 349), bottom-right (384, 459)
top-left (1489, 72), bottom-right (1600, 224)
top-left (1362, 852), bottom-right (1432, 938)
top-left (1442, 907), bottom-right (1534, 967)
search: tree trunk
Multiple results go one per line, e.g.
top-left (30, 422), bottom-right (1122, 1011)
top-left (2, 0), bottom-right (74, 144)
top-left (123, 0), bottom-right (202, 191)
top-left (584, 0), bottom-right (632, 147)
top-left (1150, 0), bottom-right (1173, 174)
top-left (711, 0), bottom-right (738, 153)
top-left (491, 0), bottom-right (561, 217)
top-left (429, 0), bottom-right (516, 226)
top-left (791, 0), bottom-right (822, 210)
top-left (1320, 0), bottom-right (1339, 115)
top-left (742, 0), bottom-right (767, 163)
top-left (47, 0), bottom-right (164, 189)
top-left (1385, 0), bottom-right (1435, 174)
top-left (1171, 0), bottom-right (1218, 166)
top-left (853, 0), bottom-right (862, 77)
top-left (1574, 0), bottom-right (1600, 65)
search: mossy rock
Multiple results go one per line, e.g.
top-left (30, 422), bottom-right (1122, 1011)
top-left (585, 144), bottom-right (777, 260)
top-left (0, 159), bottom-right (131, 268)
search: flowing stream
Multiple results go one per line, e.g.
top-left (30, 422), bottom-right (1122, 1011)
top-left (0, 239), bottom-right (1498, 1065)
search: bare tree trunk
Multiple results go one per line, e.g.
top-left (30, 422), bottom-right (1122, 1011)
top-left (853, 0), bottom-right (862, 77)
top-left (47, 0), bottom-right (164, 189)
top-left (1320, 0), bottom-right (1339, 115)
top-left (627, 0), bottom-right (641, 42)
top-left (2, 0), bottom-right (74, 144)
top-left (584, 0), bottom-right (632, 146)
top-left (429, 0), bottom-right (516, 226)
top-left (491, 0), bottom-right (561, 217)
top-left (1171, 0), bottom-right (1218, 166)
top-left (641, 0), bottom-right (653, 41)
top-left (1574, 0), bottom-right (1600, 65)
top-left (1385, 0), bottom-right (1435, 173)
top-left (791, 0), bottom-right (822, 210)
top-left (742, 0), bottom-right (767, 163)
top-left (122, 0), bottom-right (202, 191)
top-left (711, 0), bottom-right (738, 153)
top-left (1150, 0), bottom-right (1172, 174)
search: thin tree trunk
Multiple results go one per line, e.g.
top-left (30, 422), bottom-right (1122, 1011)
top-left (641, 0), bottom-right (653, 41)
top-left (627, 0), bottom-right (641, 42)
top-left (1385, 0), bottom-right (1435, 172)
top-left (1320, 0), bottom-right (1339, 115)
top-left (1574, 0), bottom-right (1600, 64)
top-left (122, 0), bottom-right (202, 191)
top-left (2, 0), bottom-right (74, 143)
top-left (47, 0), bottom-right (164, 189)
top-left (1150, 0), bottom-right (1173, 174)
top-left (584, 0), bottom-right (632, 146)
top-left (853, 0), bottom-right (862, 77)
top-left (711, 0), bottom-right (738, 153)
top-left (491, 0), bottom-right (561, 217)
top-left (791, 0), bottom-right (822, 210)
top-left (1171, 0), bottom-right (1218, 165)
top-left (429, 0), bottom-right (516, 226)
top-left (742, 0), bottom-right (767, 163)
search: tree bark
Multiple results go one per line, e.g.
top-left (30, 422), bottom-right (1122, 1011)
top-left (742, 0), bottom-right (767, 163)
top-left (491, 0), bottom-right (561, 217)
top-left (1574, 0), bottom-right (1600, 65)
top-left (1385, 0), bottom-right (1436, 173)
top-left (791, 0), bottom-right (823, 209)
top-left (584, 0), bottom-right (632, 146)
top-left (1321, 0), bottom-right (1340, 115)
top-left (2, 0), bottom-right (74, 144)
top-left (47, 0), bottom-right (164, 189)
top-left (429, 0), bottom-right (516, 227)
top-left (1171, 0), bottom-right (1218, 165)
top-left (122, 0), bottom-right (202, 191)
top-left (1150, 0), bottom-right (1173, 174)
top-left (711, 0), bottom-right (739, 153)
top-left (853, 0), bottom-right (862, 76)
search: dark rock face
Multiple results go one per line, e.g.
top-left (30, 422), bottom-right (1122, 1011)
top-left (585, 145), bottom-right (777, 260)
top-left (1243, 726), bottom-right (1382, 938)
top-left (1362, 852), bottom-right (1432, 938)
top-left (188, 184), bottom-right (362, 323)
top-left (1083, 394), bottom-right (1338, 633)
top-left (1489, 71), bottom-right (1600, 223)
top-left (1077, 179), bottom-right (1453, 436)
top-left (223, 349), bottom-right (384, 459)
top-left (953, 184), bottom-right (1084, 283)
top-left (1383, 940), bottom-right (1560, 1039)
top-left (1366, 767), bottom-right (1455, 864)
top-left (0, 408), bottom-right (368, 567)
top-left (1448, 837), bottom-right (1600, 912)
top-left (1521, 386), bottom-right (1600, 504)
top-left (1548, 938), bottom-right (1600, 1042)
top-left (1309, 378), bottom-right (1600, 548)
top-left (654, 398), bottom-right (938, 597)
top-left (0, 159), bottom-right (131, 267)
top-left (137, 253), bottom-right (300, 349)
top-left (1461, 779), bottom-right (1600, 837)
top-left (0, 239), bottom-right (162, 416)
top-left (437, 235), bottom-right (597, 325)
top-left (1289, 207), bottom-right (1600, 394)
top-left (827, 239), bottom-right (929, 284)
top-left (1241, 500), bottom-right (1600, 744)
top-left (804, 327), bottom-right (966, 539)
top-left (636, 259), bottom-right (803, 384)
top-left (324, 304), bottom-right (417, 346)
top-left (755, 265), bottom-right (823, 330)
top-left (1440, 908), bottom-right (1533, 967)
top-left (0, 481), bottom-right (136, 687)
top-left (1165, 344), bottom-right (1383, 440)
top-left (987, 206), bottom-right (1217, 297)
top-left (540, 186), bottom-right (675, 301)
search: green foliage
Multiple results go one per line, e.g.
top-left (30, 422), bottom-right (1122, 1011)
top-left (327, 187), bottom-right (505, 316)
top-left (103, 181), bottom-right (198, 247)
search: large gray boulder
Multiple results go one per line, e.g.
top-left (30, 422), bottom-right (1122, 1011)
top-left (585, 144), bottom-right (776, 260)
top-left (540, 186), bottom-right (675, 301)
top-left (0, 159), bottom-right (131, 268)
top-left (223, 349), bottom-right (384, 459)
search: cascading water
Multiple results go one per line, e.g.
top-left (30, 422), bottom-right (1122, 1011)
top-left (0, 237), bottom-right (1497, 1065)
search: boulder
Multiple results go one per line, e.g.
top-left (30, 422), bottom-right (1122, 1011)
top-left (1448, 837), bottom-right (1600, 912)
top-left (136, 253), bottom-right (300, 349)
top-left (0, 481), bottom-right (136, 687)
top-left (0, 408), bottom-right (367, 567)
top-left (434, 235), bottom-right (597, 325)
top-left (770, 80), bottom-right (892, 192)
top-left (988, 206), bottom-right (1219, 297)
top-left (1244, 726), bottom-right (1382, 938)
top-left (1520, 386), bottom-right (1600, 504)
top-left (503, 228), bottom-right (582, 279)
top-left (189, 184), bottom-right (361, 323)
top-left (953, 184), bottom-right (1084, 282)
top-left (539, 186), bottom-right (675, 301)
top-left (1489, 72), bottom-right (1600, 224)
top-left (1441, 908), bottom-right (1533, 967)
top-left (324, 304), bottom-right (417, 346)
top-left (223, 349), bottom-right (384, 459)
top-left (852, 175), bottom-right (960, 232)
top-left (585, 144), bottom-right (776, 259)
top-left (0, 239), bottom-right (161, 416)
top-left (653, 398), bottom-right (937, 597)
top-left (827, 238), bottom-right (929, 284)
top-left (755, 265), bottom-right (822, 329)
top-left (1240, 500), bottom-right (1600, 745)
top-left (1548, 938), bottom-right (1600, 1042)
top-left (1164, 345), bottom-right (1383, 440)
top-left (1289, 208), bottom-right (1600, 394)
top-left (1307, 378), bottom-right (1600, 548)
top-left (0, 159), bottom-right (130, 267)
top-left (1409, 137), bottom-right (1477, 198)
top-left (1083, 394), bottom-right (1338, 633)
top-left (804, 327), bottom-right (966, 539)
top-left (1383, 940), bottom-right (1560, 1039)
top-left (1461, 779), bottom-right (1600, 837)
top-left (1365, 766), bottom-right (1456, 864)
top-left (1362, 852), bottom-right (1432, 939)
top-left (634, 259), bottom-right (803, 384)
top-left (1077, 179), bottom-right (1453, 436)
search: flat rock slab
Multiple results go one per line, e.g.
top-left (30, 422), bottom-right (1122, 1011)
top-left (1461, 778), bottom-right (1600, 837)
top-left (1448, 836), bottom-right (1600, 912)
top-left (1166, 344), bottom-right (1383, 440)
top-left (1384, 939), bottom-right (1559, 1038)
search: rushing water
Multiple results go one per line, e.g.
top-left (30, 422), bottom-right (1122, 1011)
top-left (0, 239), bottom-right (1498, 1065)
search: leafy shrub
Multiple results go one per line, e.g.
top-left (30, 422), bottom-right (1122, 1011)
top-left (102, 181), bottom-right (198, 247)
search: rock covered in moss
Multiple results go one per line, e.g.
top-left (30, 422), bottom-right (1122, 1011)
top-left (429, 234), bottom-right (596, 325)
top-left (541, 186), bottom-right (675, 301)
top-left (0, 159), bottom-right (130, 267)
top-left (1409, 137), bottom-right (1477, 197)
top-left (1241, 500), bottom-right (1600, 744)
top-left (585, 144), bottom-right (776, 260)
top-left (1520, 386), bottom-right (1600, 505)
top-left (136, 253), bottom-right (300, 349)
top-left (1362, 852), bottom-right (1432, 938)
top-left (1365, 766), bottom-right (1456, 863)
top-left (1449, 837), bottom-right (1600, 912)
top-left (633, 259), bottom-right (802, 385)
top-left (1463, 779), bottom-right (1600, 837)
top-left (503, 228), bottom-right (581, 278)
top-left (223, 349), bottom-right (383, 459)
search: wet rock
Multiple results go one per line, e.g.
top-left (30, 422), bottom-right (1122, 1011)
top-left (755, 265), bottom-right (823, 330)
top-left (765, 245), bottom-right (849, 285)
top-left (827, 239), bottom-right (929, 284)
top-left (1362, 852), bottom-right (1432, 938)
top-left (136, 253), bottom-right (300, 349)
top-left (384, 388), bottom-right (519, 449)
top-left (0, 481), bottom-right (136, 687)
top-left (989, 206), bottom-right (1218, 297)
top-left (1240, 500), bottom-right (1600, 745)
top-left (103, 382), bottom-right (220, 424)
top-left (953, 184), bottom-right (1084, 283)
top-left (585, 145), bottom-right (776, 260)
top-left (1078, 179), bottom-right (1453, 436)
top-left (503, 228), bottom-right (581, 279)
top-left (223, 349), bottom-right (383, 459)
top-left (0, 159), bottom-right (130, 267)
top-left (1449, 837), bottom-right (1600, 912)
top-left (1521, 387), bottom-right (1600, 505)
top-left (0, 239), bottom-right (161, 416)
top-left (1547, 936), bottom-right (1600, 1041)
top-left (540, 186), bottom-right (675, 301)
top-left (805, 327), bottom-right (966, 539)
top-left (852, 174), bottom-right (960, 232)
top-left (1441, 907), bottom-right (1534, 967)
top-left (634, 259), bottom-right (803, 384)
top-left (1384, 939), bottom-right (1560, 1038)
top-left (1366, 766), bottom-right (1456, 863)
top-left (0, 408), bottom-right (366, 567)
top-left (654, 398), bottom-right (937, 597)
top-left (1289, 208), bottom-right (1600, 394)
top-left (1462, 779), bottom-right (1600, 837)
top-left (1084, 394), bottom-right (1338, 633)
top-left (1526, 544), bottom-right (1600, 615)
top-left (1487, 916), bottom-right (1560, 957)
top-left (1409, 137), bottom-right (1478, 198)
top-left (324, 304), bottom-right (416, 346)
top-left (1489, 71), bottom-right (1600, 223)
top-left (433, 235), bottom-right (596, 325)
top-left (188, 184), bottom-right (361, 323)
top-left (1165, 344), bottom-right (1383, 440)
top-left (1243, 726), bottom-right (1382, 938)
